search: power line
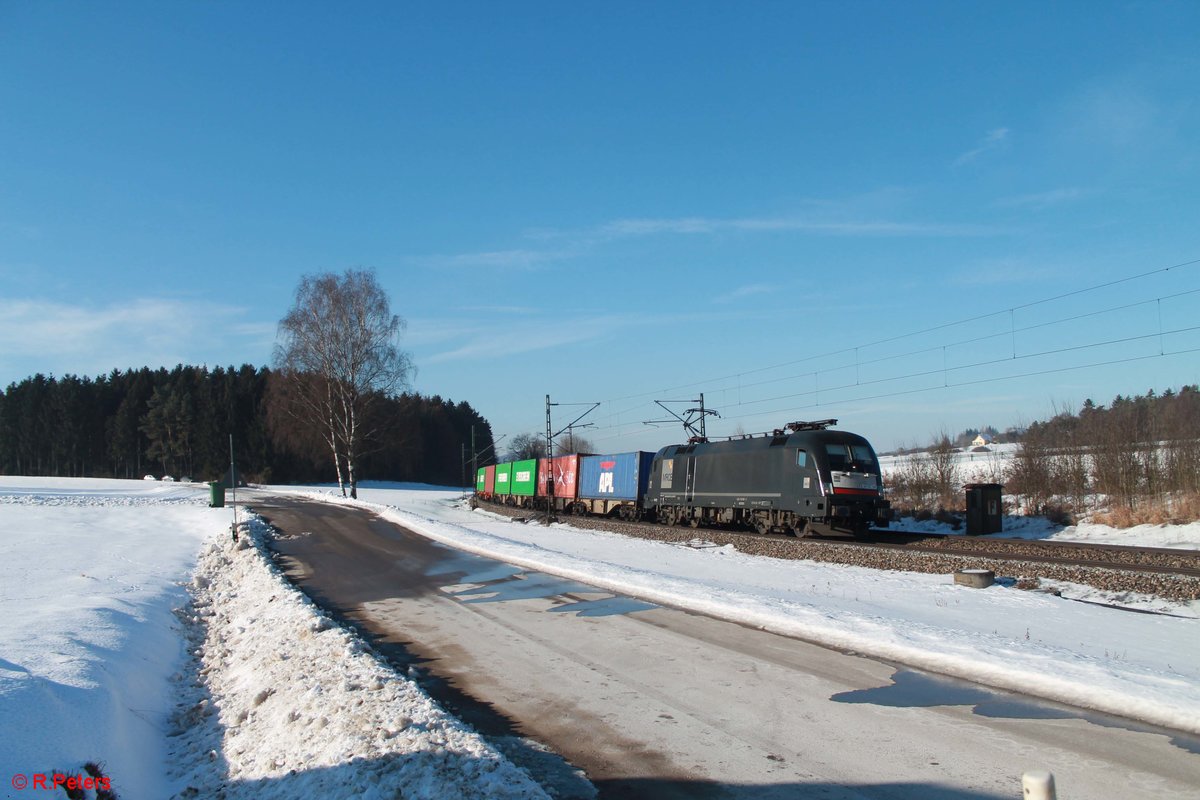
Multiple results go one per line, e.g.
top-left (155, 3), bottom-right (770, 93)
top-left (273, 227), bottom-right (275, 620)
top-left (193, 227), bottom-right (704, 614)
top-left (592, 256), bottom-right (1200, 415)
top-left (571, 256), bottom-right (1200, 446)
top-left (583, 344), bottom-right (1200, 447)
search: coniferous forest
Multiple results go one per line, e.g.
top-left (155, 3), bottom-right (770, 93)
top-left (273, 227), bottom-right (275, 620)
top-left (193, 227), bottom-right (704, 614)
top-left (0, 365), bottom-right (495, 488)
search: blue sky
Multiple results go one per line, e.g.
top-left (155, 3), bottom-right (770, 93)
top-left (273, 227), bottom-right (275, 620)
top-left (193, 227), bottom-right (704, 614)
top-left (2, 1), bottom-right (1198, 454)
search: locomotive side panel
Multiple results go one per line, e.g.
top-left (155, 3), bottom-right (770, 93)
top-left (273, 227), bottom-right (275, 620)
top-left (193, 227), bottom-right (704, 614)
top-left (689, 442), bottom-right (788, 509)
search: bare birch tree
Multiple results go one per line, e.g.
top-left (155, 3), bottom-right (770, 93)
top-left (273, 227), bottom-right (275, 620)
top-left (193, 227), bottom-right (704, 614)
top-left (273, 269), bottom-right (413, 498)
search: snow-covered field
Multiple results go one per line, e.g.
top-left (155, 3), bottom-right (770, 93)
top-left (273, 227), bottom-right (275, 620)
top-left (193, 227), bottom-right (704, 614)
top-left (0, 478), bottom-right (218, 798)
top-left (0, 477), bottom-right (545, 800)
top-left (878, 441), bottom-right (1021, 482)
top-left (880, 442), bottom-right (1200, 545)
top-left (2, 475), bottom-right (1198, 798)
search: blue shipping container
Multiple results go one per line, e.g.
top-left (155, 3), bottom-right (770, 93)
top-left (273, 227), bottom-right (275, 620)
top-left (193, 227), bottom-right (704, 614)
top-left (578, 452), bottom-right (655, 501)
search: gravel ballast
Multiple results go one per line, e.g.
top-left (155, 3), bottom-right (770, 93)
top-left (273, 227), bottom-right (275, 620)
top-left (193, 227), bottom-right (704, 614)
top-left (481, 504), bottom-right (1200, 603)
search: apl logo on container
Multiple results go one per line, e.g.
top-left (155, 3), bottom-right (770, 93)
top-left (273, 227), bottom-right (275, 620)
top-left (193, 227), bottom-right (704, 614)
top-left (598, 460), bottom-right (616, 493)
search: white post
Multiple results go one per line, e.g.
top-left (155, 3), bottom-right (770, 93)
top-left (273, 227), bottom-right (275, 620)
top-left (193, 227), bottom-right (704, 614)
top-left (229, 434), bottom-right (238, 541)
top-left (1022, 770), bottom-right (1056, 800)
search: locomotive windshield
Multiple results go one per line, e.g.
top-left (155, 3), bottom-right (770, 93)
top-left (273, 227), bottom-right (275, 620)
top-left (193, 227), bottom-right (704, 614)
top-left (824, 442), bottom-right (879, 473)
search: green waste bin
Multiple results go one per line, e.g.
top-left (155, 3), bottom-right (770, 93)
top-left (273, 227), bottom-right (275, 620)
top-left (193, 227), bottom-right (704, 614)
top-left (209, 481), bottom-right (226, 508)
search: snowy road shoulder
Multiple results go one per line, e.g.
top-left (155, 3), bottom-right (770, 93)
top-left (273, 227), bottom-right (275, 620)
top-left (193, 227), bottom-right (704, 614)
top-left (167, 515), bottom-right (549, 800)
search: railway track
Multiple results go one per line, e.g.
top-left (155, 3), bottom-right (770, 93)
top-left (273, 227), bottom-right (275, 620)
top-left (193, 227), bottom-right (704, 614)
top-left (837, 529), bottom-right (1200, 577)
top-left (474, 501), bottom-right (1200, 603)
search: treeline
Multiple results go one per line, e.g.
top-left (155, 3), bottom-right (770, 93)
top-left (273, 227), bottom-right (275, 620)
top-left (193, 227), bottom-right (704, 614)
top-left (1008, 386), bottom-right (1200, 522)
top-left (0, 365), bottom-right (495, 487)
top-left (888, 386), bottom-right (1200, 525)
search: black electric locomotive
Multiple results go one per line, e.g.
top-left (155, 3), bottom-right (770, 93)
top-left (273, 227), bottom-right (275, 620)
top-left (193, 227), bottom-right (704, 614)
top-left (644, 419), bottom-right (890, 536)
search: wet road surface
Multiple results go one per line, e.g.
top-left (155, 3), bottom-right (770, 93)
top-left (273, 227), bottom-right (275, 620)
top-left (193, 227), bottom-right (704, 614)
top-left (246, 492), bottom-right (1200, 800)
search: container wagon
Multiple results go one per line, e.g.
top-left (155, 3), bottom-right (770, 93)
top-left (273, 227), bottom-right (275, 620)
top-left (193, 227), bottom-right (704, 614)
top-left (536, 454), bottom-right (581, 512)
top-left (569, 452), bottom-right (655, 520)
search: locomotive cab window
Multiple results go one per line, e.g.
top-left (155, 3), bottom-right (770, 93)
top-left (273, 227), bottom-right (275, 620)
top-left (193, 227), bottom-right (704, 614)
top-left (825, 443), bottom-right (880, 473)
top-left (796, 450), bottom-right (808, 468)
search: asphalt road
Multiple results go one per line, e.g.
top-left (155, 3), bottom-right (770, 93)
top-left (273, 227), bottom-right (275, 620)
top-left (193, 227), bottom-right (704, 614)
top-left (246, 492), bottom-right (1200, 800)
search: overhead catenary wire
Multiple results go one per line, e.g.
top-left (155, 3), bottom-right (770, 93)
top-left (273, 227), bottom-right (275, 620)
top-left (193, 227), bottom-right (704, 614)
top-left (594, 256), bottom-right (1200, 412)
top-left (581, 343), bottom-right (1200, 449)
top-left (565, 256), bottom-right (1200, 447)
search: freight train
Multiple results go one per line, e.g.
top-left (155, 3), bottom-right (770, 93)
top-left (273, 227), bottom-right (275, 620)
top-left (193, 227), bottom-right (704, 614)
top-left (473, 419), bottom-right (891, 536)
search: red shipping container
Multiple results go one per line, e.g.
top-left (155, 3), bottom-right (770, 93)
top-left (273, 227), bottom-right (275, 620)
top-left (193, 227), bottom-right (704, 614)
top-left (536, 454), bottom-right (580, 500)
top-left (484, 464), bottom-right (496, 496)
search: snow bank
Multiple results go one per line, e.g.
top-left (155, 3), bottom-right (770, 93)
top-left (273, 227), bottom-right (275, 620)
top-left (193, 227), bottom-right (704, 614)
top-left (0, 481), bottom-right (217, 799)
top-left (167, 514), bottom-right (549, 800)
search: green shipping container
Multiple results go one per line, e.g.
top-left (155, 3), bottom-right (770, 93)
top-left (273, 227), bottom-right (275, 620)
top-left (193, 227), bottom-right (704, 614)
top-left (476, 467), bottom-right (487, 493)
top-left (511, 459), bottom-right (538, 496)
top-left (495, 462), bottom-right (513, 495)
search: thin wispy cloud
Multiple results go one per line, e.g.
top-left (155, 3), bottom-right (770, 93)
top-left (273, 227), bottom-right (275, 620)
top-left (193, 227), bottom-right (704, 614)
top-left (1063, 78), bottom-right (1159, 149)
top-left (0, 297), bottom-right (267, 382)
top-left (536, 214), bottom-right (998, 243)
top-left (453, 305), bottom-right (540, 315)
top-left (423, 313), bottom-right (634, 364)
top-left (420, 196), bottom-right (1004, 299)
top-left (996, 187), bottom-right (1087, 210)
top-left (421, 310), bottom-right (741, 365)
top-left (713, 283), bottom-right (776, 304)
top-left (404, 310), bottom-right (544, 351)
top-left (954, 127), bottom-right (1011, 166)
top-left (409, 248), bottom-right (570, 271)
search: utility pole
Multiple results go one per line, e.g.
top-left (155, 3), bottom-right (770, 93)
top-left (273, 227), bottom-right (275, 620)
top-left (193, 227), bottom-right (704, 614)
top-left (544, 396), bottom-right (600, 526)
top-left (644, 393), bottom-right (719, 443)
top-left (471, 425), bottom-right (477, 484)
top-left (545, 395), bottom-right (554, 527)
top-left (229, 433), bottom-right (238, 542)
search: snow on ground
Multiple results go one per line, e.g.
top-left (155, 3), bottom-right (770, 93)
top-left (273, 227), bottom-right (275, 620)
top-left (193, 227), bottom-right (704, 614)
top-left (0, 477), bottom-right (546, 800)
top-left (4, 475), bottom-right (1200, 800)
top-left (881, 441), bottom-right (1200, 549)
top-left (889, 511), bottom-right (1200, 549)
top-left (0, 477), bottom-right (219, 799)
top-left (167, 516), bottom-right (548, 800)
top-left (877, 442), bottom-right (1018, 483)
top-left (290, 481), bottom-right (1200, 739)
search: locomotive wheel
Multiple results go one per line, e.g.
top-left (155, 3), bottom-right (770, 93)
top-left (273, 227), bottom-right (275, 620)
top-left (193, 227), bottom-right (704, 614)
top-left (754, 518), bottom-right (770, 535)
